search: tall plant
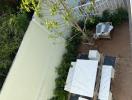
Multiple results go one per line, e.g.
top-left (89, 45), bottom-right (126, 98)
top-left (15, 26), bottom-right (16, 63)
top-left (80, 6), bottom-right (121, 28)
top-left (21, 0), bottom-right (95, 41)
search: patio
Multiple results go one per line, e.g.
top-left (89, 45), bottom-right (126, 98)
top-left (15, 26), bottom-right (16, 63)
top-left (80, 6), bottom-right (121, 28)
top-left (65, 50), bottom-right (116, 100)
top-left (79, 21), bottom-right (132, 100)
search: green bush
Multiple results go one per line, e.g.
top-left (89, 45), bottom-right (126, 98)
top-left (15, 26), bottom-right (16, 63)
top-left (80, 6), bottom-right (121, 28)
top-left (100, 8), bottom-right (128, 26)
top-left (50, 28), bottom-right (82, 100)
top-left (78, 16), bottom-right (101, 30)
top-left (0, 12), bottom-right (30, 68)
top-left (111, 8), bottom-right (128, 26)
top-left (0, 0), bottom-right (18, 16)
top-left (101, 9), bottom-right (112, 22)
top-left (0, 11), bottom-right (30, 89)
top-left (0, 68), bottom-right (9, 89)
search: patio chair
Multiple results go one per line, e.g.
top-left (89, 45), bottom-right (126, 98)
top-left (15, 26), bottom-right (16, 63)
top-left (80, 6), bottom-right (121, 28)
top-left (94, 22), bottom-right (114, 39)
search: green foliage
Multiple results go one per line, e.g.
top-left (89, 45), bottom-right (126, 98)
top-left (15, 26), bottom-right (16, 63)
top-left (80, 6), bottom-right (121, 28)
top-left (85, 17), bottom-right (100, 29)
top-left (101, 10), bottom-right (112, 22)
top-left (78, 15), bottom-right (101, 31)
top-left (79, 7), bottom-right (128, 29)
top-left (21, 0), bottom-right (38, 11)
top-left (0, 12), bottom-right (30, 68)
top-left (100, 8), bottom-right (128, 26)
top-left (111, 8), bottom-right (128, 26)
top-left (0, 68), bottom-right (9, 90)
top-left (0, 7), bottom-right (30, 89)
top-left (50, 28), bottom-right (82, 100)
top-left (45, 20), bottom-right (59, 30)
top-left (0, 1), bottom-right (16, 16)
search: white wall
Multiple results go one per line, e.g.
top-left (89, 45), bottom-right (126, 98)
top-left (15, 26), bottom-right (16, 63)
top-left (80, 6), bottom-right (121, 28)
top-left (0, 19), bottom-right (66, 100)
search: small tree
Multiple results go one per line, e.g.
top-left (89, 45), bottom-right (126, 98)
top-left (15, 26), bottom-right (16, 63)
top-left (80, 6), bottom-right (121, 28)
top-left (21, 0), bottom-right (95, 42)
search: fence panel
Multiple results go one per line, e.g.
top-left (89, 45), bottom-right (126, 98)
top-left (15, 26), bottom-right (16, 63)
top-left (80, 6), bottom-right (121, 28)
top-left (73, 0), bottom-right (127, 20)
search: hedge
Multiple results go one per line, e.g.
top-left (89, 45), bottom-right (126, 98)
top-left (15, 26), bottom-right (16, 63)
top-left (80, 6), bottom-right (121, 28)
top-left (0, 3), bottom-right (31, 89)
top-left (101, 7), bottom-right (128, 26)
top-left (50, 28), bottom-right (82, 100)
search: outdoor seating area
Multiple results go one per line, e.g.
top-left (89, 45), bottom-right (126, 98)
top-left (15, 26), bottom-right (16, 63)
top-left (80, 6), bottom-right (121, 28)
top-left (64, 59), bottom-right (98, 98)
top-left (78, 22), bottom-right (131, 100)
top-left (64, 50), bottom-right (116, 100)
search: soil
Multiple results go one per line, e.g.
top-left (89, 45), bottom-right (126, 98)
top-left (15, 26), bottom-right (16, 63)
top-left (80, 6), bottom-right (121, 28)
top-left (79, 22), bottom-right (132, 100)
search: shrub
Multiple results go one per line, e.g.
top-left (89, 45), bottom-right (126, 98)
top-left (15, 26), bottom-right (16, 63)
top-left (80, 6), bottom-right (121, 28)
top-left (0, 68), bottom-right (9, 89)
top-left (0, 0), bottom-right (18, 16)
top-left (0, 11), bottom-right (30, 89)
top-left (0, 12), bottom-right (30, 68)
top-left (111, 8), bottom-right (128, 26)
top-left (78, 16), bottom-right (101, 30)
top-left (50, 27), bottom-right (82, 100)
top-left (85, 19), bottom-right (96, 30)
top-left (100, 8), bottom-right (128, 26)
top-left (101, 9), bottom-right (112, 22)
